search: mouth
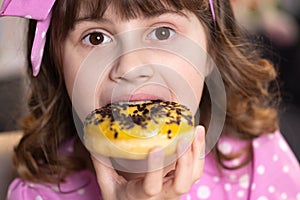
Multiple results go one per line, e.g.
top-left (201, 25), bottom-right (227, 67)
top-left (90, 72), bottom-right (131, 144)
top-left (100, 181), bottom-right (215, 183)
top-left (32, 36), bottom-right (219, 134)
top-left (111, 93), bottom-right (167, 104)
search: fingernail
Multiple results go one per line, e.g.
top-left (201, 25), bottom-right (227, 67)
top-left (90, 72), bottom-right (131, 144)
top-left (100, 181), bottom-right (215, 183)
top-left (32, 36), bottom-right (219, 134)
top-left (196, 126), bottom-right (206, 159)
top-left (196, 125), bottom-right (205, 141)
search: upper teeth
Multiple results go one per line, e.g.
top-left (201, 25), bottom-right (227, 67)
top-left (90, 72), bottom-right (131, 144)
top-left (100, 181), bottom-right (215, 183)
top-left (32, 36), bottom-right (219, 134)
top-left (118, 100), bottom-right (153, 105)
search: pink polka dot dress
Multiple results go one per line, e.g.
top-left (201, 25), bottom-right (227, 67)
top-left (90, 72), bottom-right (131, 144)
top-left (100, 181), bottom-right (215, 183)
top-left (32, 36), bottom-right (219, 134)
top-left (6, 131), bottom-right (300, 200)
top-left (182, 131), bottom-right (300, 200)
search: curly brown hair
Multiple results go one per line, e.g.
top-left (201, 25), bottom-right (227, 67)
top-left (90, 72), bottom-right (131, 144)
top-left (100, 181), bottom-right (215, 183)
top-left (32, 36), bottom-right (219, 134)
top-left (13, 0), bottom-right (279, 183)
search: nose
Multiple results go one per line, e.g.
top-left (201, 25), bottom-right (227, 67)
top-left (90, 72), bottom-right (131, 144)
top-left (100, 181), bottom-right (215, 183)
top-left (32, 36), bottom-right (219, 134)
top-left (110, 51), bottom-right (154, 84)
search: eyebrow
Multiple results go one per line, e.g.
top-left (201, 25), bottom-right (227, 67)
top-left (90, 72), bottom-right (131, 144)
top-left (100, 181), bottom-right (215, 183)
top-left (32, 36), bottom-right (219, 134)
top-left (74, 9), bottom-right (189, 24)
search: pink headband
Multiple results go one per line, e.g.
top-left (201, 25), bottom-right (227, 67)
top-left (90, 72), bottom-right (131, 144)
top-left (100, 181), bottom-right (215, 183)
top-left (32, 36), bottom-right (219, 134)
top-left (0, 0), bottom-right (215, 77)
top-left (209, 0), bottom-right (216, 25)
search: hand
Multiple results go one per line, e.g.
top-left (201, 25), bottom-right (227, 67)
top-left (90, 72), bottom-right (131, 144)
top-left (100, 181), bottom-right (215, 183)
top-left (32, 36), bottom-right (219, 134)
top-left (92, 125), bottom-right (205, 200)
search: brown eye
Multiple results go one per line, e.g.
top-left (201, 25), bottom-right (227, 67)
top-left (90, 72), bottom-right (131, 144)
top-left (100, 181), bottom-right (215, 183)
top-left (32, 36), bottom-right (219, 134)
top-left (148, 26), bottom-right (175, 41)
top-left (83, 32), bottom-right (112, 46)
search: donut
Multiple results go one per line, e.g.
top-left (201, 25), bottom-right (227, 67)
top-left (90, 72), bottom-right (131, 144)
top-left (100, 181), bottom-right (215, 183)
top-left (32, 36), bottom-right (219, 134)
top-left (83, 100), bottom-right (195, 160)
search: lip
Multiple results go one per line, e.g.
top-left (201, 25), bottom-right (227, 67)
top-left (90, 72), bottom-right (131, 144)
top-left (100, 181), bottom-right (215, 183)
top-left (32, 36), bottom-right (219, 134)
top-left (111, 93), bottom-right (166, 103)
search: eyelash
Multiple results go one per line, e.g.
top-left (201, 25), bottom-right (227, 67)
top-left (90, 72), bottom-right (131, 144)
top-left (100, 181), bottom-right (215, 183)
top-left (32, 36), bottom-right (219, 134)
top-left (82, 26), bottom-right (176, 47)
top-left (82, 31), bottom-right (112, 46)
top-left (147, 26), bottom-right (176, 41)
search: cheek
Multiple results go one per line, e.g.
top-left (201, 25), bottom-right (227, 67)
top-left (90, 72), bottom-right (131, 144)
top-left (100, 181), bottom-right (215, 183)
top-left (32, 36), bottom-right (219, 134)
top-left (62, 46), bottom-right (113, 120)
top-left (183, 71), bottom-right (205, 113)
top-left (63, 62), bottom-right (74, 97)
top-left (164, 57), bottom-right (205, 113)
top-left (191, 79), bottom-right (204, 103)
top-left (62, 47), bottom-right (85, 100)
top-left (62, 55), bottom-right (93, 120)
top-left (63, 59), bottom-right (77, 99)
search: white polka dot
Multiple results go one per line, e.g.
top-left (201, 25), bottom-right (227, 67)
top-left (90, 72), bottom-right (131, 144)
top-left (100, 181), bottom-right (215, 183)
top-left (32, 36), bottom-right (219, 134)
top-left (77, 189), bottom-right (85, 195)
top-left (232, 158), bottom-right (241, 166)
top-left (257, 165), bottom-right (265, 175)
top-left (213, 176), bottom-right (220, 182)
top-left (283, 165), bottom-right (289, 173)
top-left (35, 195), bottom-right (43, 200)
top-left (281, 193), bottom-right (288, 200)
top-left (230, 174), bottom-right (237, 180)
top-left (239, 174), bottom-right (250, 189)
top-left (41, 31), bottom-right (46, 38)
top-left (257, 196), bottom-right (268, 200)
top-left (251, 183), bottom-right (256, 190)
top-left (186, 194), bottom-right (191, 200)
top-left (52, 186), bottom-right (59, 192)
top-left (253, 141), bottom-right (260, 148)
top-left (273, 154), bottom-right (279, 162)
top-left (34, 64), bottom-right (39, 71)
top-left (268, 134), bottom-right (274, 140)
top-left (25, 15), bottom-right (32, 19)
top-left (197, 186), bottom-right (211, 199)
top-left (224, 183), bottom-right (231, 191)
top-left (279, 139), bottom-right (288, 152)
top-left (29, 183), bottom-right (35, 187)
top-left (268, 186), bottom-right (275, 193)
top-left (218, 142), bottom-right (232, 155)
top-left (237, 190), bottom-right (244, 198)
top-left (40, 48), bottom-right (44, 57)
top-left (296, 193), bottom-right (300, 200)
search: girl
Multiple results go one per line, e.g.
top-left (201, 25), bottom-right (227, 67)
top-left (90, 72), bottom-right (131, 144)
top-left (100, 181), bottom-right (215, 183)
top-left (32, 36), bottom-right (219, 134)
top-left (1, 0), bottom-right (300, 199)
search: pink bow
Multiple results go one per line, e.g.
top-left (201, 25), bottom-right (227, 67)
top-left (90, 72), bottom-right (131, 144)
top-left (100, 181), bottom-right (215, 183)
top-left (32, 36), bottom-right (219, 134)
top-left (0, 0), bottom-right (56, 76)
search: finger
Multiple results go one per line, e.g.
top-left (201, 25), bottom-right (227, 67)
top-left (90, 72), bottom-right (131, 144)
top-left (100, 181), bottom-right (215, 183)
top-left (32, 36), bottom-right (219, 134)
top-left (170, 126), bottom-right (205, 195)
top-left (172, 138), bottom-right (193, 194)
top-left (125, 148), bottom-right (165, 199)
top-left (143, 148), bottom-right (165, 196)
top-left (192, 125), bottom-right (206, 159)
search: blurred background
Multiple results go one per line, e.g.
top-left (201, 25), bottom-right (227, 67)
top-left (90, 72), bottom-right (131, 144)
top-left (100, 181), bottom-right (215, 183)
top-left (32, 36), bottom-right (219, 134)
top-left (0, 0), bottom-right (299, 161)
top-left (0, 15), bottom-right (27, 132)
top-left (231, 0), bottom-right (300, 161)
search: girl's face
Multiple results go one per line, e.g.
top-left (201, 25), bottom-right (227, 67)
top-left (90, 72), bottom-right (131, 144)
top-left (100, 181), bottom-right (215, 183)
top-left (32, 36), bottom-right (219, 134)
top-left (62, 5), bottom-right (208, 121)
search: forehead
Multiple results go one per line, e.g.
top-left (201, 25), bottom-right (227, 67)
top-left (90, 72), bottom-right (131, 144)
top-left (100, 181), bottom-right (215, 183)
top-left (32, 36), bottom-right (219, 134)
top-left (75, 0), bottom-right (206, 20)
top-left (52, 0), bottom-right (210, 40)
